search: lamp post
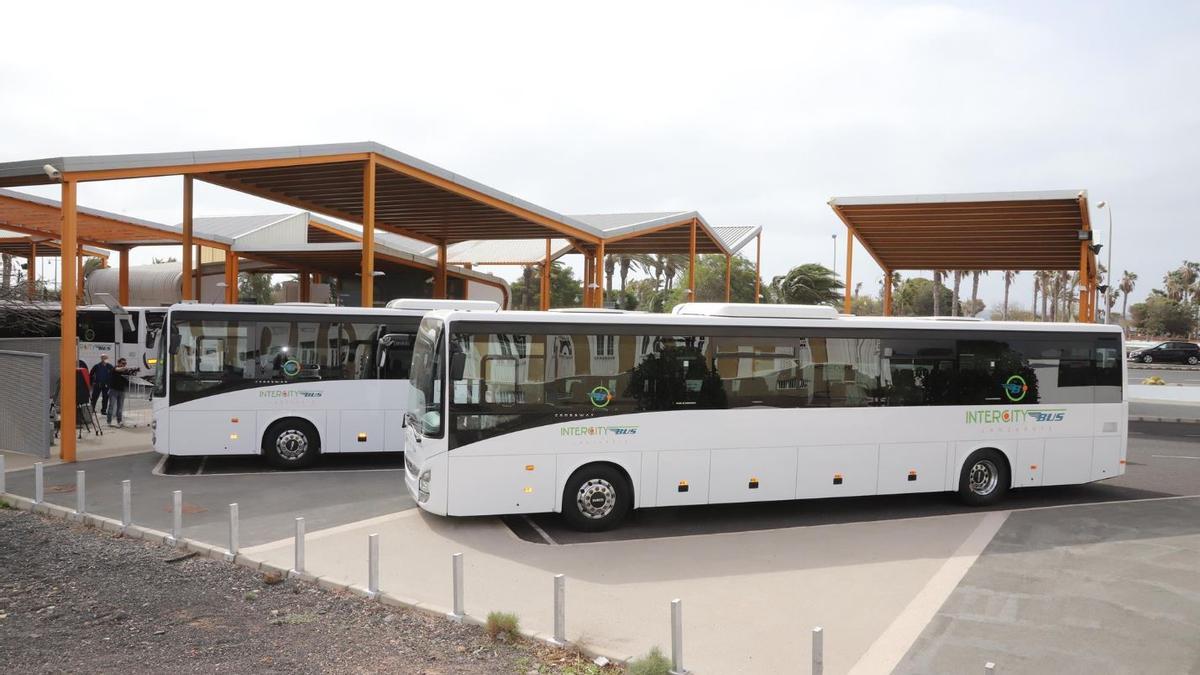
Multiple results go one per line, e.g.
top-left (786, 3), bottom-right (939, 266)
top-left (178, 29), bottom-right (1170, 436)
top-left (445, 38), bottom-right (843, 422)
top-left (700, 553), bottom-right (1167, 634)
top-left (1097, 201), bottom-right (1114, 323)
top-left (831, 233), bottom-right (838, 276)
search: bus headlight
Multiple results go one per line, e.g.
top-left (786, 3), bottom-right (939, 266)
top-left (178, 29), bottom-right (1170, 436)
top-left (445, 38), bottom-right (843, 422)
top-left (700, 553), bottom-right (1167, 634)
top-left (418, 469), bottom-right (431, 502)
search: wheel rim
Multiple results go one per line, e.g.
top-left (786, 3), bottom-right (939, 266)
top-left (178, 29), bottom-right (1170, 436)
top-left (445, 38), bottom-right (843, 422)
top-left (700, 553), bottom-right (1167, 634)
top-left (968, 459), bottom-right (1000, 496)
top-left (576, 478), bottom-right (617, 520)
top-left (1189, 357), bottom-right (1198, 365)
top-left (275, 429), bottom-right (309, 461)
top-left (1144, 355), bottom-right (1152, 363)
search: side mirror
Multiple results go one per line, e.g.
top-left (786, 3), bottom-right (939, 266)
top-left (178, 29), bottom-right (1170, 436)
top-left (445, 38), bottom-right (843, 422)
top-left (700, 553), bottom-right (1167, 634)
top-left (450, 351), bottom-right (466, 381)
top-left (169, 332), bottom-right (181, 355)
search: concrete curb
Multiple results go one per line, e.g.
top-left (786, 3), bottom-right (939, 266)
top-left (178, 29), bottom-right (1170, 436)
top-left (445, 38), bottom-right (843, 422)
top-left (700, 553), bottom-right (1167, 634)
top-left (1128, 363), bottom-right (1200, 372)
top-left (1130, 416), bottom-right (1200, 424)
top-left (0, 489), bottom-right (623, 667)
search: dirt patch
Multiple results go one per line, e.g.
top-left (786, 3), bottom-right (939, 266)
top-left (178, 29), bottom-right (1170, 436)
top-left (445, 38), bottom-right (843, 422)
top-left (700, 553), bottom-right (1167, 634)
top-left (0, 508), bottom-right (612, 673)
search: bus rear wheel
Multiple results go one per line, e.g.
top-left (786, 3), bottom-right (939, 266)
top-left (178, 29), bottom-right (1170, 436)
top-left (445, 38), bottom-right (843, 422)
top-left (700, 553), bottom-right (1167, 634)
top-left (562, 464), bottom-right (631, 531)
top-left (264, 419), bottom-right (320, 469)
top-left (958, 449), bottom-right (1009, 506)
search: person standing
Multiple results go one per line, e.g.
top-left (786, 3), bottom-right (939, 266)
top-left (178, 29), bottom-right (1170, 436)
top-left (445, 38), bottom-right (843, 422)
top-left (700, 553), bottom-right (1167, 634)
top-left (89, 353), bottom-right (115, 415)
top-left (108, 357), bottom-right (139, 427)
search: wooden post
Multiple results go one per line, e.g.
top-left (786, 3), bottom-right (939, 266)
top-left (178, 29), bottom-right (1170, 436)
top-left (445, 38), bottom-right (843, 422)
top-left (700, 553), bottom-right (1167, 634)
top-left (842, 231), bottom-right (854, 315)
top-left (182, 176), bottom-right (193, 300)
top-left (754, 233), bottom-right (762, 304)
top-left (60, 180), bottom-right (78, 463)
top-left (583, 250), bottom-right (593, 307)
top-left (226, 253), bottom-right (239, 304)
top-left (118, 248), bottom-right (130, 306)
top-left (724, 254), bottom-right (732, 302)
top-left (362, 158), bottom-right (376, 307)
top-left (595, 241), bottom-right (605, 308)
top-left (541, 239), bottom-right (551, 311)
top-left (434, 242), bottom-right (448, 299)
top-left (688, 219), bottom-right (697, 300)
top-left (883, 269), bottom-right (893, 316)
top-left (299, 271), bottom-right (311, 302)
top-left (27, 241), bottom-right (37, 301)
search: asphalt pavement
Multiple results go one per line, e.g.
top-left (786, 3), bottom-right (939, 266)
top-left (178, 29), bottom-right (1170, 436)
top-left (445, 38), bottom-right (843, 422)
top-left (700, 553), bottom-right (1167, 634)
top-left (1127, 363), bottom-right (1200, 386)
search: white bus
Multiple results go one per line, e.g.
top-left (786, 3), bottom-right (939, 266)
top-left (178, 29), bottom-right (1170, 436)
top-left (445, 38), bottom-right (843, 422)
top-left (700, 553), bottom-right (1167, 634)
top-left (0, 301), bottom-right (166, 376)
top-left (151, 299), bottom-right (498, 467)
top-left (403, 303), bottom-right (1127, 530)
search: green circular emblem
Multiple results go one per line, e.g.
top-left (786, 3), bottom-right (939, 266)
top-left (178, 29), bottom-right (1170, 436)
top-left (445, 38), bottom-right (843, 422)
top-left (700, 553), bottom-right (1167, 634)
top-left (282, 359), bottom-right (301, 378)
top-left (1003, 375), bottom-right (1028, 402)
top-left (588, 386), bottom-right (613, 408)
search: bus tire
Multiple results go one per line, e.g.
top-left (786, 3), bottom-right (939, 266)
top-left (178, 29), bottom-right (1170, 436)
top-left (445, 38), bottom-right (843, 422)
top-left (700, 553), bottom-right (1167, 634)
top-left (562, 464), bottom-right (632, 532)
top-left (958, 449), bottom-right (1009, 507)
top-left (263, 418), bottom-right (320, 469)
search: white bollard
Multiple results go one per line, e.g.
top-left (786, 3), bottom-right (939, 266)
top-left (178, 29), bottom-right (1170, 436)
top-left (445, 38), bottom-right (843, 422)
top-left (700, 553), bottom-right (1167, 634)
top-left (170, 490), bottom-right (182, 545)
top-left (226, 503), bottom-right (239, 561)
top-left (75, 470), bottom-right (86, 515)
top-left (121, 480), bottom-right (132, 531)
top-left (291, 517), bottom-right (305, 577)
top-left (448, 552), bottom-right (464, 622)
top-left (0, 454), bottom-right (6, 494)
top-left (553, 573), bottom-right (566, 645)
top-left (812, 627), bottom-right (824, 675)
top-left (669, 598), bottom-right (686, 675)
top-left (34, 462), bottom-right (44, 504)
top-left (367, 533), bottom-right (380, 599)
top-left (985, 663), bottom-right (996, 673)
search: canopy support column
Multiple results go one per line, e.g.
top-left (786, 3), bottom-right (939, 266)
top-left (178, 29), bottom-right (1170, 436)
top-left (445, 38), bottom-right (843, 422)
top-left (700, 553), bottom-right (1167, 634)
top-left (724, 254), bottom-right (732, 302)
top-left (361, 158), bottom-right (376, 307)
top-left (842, 231), bottom-right (854, 315)
top-left (182, 176), bottom-right (193, 301)
top-left (595, 241), bottom-right (605, 308)
top-left (299, 271), bottom-right (311, 303)
top-left (435, 242), bottom-right (448, 299)
top-left (27, 242), bottom-right (37, 301)
top-left (60, 179), bottom-right (78, 464)
top-left (540, 239), bottom-right (551, 311)
top-left (118, 249), bottom-right (130, 306)
top-left (225, 253), bottom-right (239, 304)
top-left (687, 218), bottom-right (697, 301)
top-left (754, 232), bottom-right (762, 303)
top-left (883, 269), bottom-right (893, 316)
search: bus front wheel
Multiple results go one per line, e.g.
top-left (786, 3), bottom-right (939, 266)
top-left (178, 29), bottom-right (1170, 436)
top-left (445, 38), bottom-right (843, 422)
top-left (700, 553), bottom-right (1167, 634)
top-left (562, 464), bottom-right (632, 531)
top-left (958, 449), bottom-right (1009, 507)
top-left (264, 419), bottom-right (320, 469)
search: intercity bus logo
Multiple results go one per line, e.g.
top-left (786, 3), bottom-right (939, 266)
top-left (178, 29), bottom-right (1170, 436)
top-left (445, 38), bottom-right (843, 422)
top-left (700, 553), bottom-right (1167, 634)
top-left (561, 425), bottom-right (639, 437)
top-left (1002, 375), bottom-right (1029, 402)
top-left (282, 359), bottom-right (302, 378)
top-left (589, 386), bottom-right (614, 408)
top-left (966, 408), bottom-right (1066, 424)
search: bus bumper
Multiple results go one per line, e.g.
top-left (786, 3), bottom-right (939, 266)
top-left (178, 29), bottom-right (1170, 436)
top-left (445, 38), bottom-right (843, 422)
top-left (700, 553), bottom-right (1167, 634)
top-left (405, 451), bottom-right (448, 516)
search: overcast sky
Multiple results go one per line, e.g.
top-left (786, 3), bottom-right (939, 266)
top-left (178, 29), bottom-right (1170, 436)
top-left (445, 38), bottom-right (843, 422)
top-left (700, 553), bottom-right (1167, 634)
top-left (3, 1), bottom-right (1197, 311)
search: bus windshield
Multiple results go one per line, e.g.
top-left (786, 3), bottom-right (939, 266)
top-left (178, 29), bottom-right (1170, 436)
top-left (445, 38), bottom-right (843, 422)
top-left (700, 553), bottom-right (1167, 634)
top-left (407, 318), bottom-right (444, 438)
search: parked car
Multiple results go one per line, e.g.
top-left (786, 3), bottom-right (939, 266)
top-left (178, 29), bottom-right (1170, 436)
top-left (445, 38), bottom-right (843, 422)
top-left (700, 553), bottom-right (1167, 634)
top-left (1127, 341), bottom-right (1200, 365)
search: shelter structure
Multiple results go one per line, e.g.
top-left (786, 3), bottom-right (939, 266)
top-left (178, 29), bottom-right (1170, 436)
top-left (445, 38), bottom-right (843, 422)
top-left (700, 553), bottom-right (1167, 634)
top-left (0, 227), bottom-right (108, 300)
top-left (829, 190), bottom-right (1098, 320)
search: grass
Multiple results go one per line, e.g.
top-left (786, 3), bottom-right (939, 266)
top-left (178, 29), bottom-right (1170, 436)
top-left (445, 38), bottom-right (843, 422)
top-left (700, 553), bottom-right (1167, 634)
top-left (485, 610), bottom-right (520, 641)
top-left (627, 646), bottom-right (671, 675)
top-left (243, 590), bottom-right (259, 602)
top-left (0, 499), bottom-right (11, 509)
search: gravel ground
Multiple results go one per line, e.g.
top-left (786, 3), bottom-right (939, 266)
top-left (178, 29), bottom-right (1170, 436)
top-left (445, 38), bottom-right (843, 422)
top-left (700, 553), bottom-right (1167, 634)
top-left (0, 507), bottom-right (611, 674)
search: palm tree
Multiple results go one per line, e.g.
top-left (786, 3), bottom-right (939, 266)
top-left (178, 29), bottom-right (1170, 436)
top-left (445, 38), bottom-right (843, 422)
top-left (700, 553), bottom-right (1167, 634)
top-left (650, 255), bottom-right (666, 290)
top-left (970, 270), bottom-right (985, 316)
top-left (617, 254), bottom-right (653, 293)
top-left (1037, 271), bottom-right (1053, 321)
top-left (1002, 270), bottom-right (1018, 320)
top-left (932, 270), bottom-right (946, 316)
top-left (1119, 271), bottom-right (1137, 324)
top-left (604, 255), bottom-right (616, 294)
top-left (775, 263), bottom-right (844, 305)
top-left (950, 270), bottom-right (963, 316)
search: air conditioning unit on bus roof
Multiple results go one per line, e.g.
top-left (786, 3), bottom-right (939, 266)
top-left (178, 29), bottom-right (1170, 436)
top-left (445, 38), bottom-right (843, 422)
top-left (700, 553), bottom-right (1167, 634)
top-left (672, 303), bottom-right (839, 320)
top-left (384, 299), bottom-right (500, 312)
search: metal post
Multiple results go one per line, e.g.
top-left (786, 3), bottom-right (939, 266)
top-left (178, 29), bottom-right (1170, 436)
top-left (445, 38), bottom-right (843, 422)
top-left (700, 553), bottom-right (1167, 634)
top-left (0, 454), bottom-right (6, 494)
top-left (171, 490), bottom-right (182, 545)
top-left (812, 627), bottom-right (824, 675)
top-left (75, 470), bottom-right (85, 515)
top-left (449, 552), bottom-right (464, 621)
top-left (368, 533), bottom-right (380, 599)
top-left (669, 598), bottom-right (686, 675)
top-left (985, 663), bottom-right (996, 674)
top-left (292, 517), bottom-right (305, 576)
top-left (34, 462), bottom-right (43, 504)
top-left (553, 573), bottom-right (566, 645)
top-left (226, 503), bottom-right (239, 561)
top-left (121, 480), bottom-right (131, 530)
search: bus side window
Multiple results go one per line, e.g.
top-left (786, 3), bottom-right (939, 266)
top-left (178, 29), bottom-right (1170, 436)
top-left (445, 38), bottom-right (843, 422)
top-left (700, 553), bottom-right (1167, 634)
top-left (378, 332), bottom-right (415, 380)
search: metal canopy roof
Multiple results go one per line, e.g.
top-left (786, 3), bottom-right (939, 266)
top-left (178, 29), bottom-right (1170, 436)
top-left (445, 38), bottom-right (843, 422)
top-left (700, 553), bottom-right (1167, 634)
top-left (570, 211), bottom-right (730, 255)
top-left (0, 230), bottom-right (108, 258)
top-left (712, 225), bottom-right (761, 255)
top-left (829, 190), bottom-right (1096, 272)
top-left (0, 142), bottom-right (605, 246)
top-left (0, 188), bottom-right (230, 249)
top-left (430, 238), bottom-right (575, 266)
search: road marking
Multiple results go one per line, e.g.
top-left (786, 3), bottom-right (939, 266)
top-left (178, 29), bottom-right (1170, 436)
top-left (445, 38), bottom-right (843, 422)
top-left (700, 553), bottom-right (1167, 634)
top-left (848, 510), bottom-right (1009, 675)
top-left (240, 508), bottom-right (422, 555)
top-left (1152, 454), bottom-right (1200, 460)
top-left (523, 516), bottom-right (559, 546)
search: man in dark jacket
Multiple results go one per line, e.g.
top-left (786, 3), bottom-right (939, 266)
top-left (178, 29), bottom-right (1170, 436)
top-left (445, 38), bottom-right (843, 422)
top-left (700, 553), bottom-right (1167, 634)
top-left (89, 353), bottom-right (115, 415)
top-left (108, 358), bottom-right (139, 427)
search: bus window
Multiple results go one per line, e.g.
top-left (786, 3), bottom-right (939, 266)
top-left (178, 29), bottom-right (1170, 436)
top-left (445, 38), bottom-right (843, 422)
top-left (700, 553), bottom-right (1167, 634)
top-left (378, 332), bottom-right (416, 380)
top-left (78, 310), bottom-right (115, 343)
top-left (145, 311), bottom-right (166, 348)
top-left (120, 313), bottom-right (139, 344)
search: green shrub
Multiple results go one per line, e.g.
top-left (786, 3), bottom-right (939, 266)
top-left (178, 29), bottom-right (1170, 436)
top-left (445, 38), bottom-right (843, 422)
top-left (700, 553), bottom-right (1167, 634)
top-left (627, 646), bottom-right (671, 675)
top-left (485, 611), bottom-right (520, 640)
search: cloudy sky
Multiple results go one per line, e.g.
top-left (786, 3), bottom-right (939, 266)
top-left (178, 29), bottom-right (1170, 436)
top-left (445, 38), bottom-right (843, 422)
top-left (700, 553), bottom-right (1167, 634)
top-left (2, 0), bottom-right (1197, 311)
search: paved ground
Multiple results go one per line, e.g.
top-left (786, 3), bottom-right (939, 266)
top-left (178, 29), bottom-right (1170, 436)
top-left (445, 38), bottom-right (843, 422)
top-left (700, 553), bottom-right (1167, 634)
top-left (1128, 364), bottom-right (1200, 386)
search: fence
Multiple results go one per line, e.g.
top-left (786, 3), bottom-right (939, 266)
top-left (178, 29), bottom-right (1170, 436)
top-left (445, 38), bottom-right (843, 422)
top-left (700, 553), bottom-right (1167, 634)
top-left (0, 350), bottom-right (52, 457)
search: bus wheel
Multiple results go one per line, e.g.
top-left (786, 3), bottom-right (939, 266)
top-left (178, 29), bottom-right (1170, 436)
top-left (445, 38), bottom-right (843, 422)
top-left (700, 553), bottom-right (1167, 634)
top-left (958, 449), bottom-right (1009, 506)
top-left (264, 419), bottom-right (320, 469)
top-left (562, 464), bottom-right (631, 531)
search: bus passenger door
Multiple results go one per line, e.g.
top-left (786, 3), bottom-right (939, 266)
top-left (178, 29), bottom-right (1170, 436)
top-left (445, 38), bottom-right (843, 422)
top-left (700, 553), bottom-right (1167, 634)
top-left (379, 329), bottom-right (416, 453)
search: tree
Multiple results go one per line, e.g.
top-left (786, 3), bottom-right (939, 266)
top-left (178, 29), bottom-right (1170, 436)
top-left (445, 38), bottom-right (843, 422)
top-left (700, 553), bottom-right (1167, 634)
top-left (617, 254), bottom-right (652, 293)
top-left (1001, 270), bottom-right (1017, 320)
top-left (509, 261), bottom-right (582, 310)
top-left (1, 253), bottom-right (11, 291)
top-left (1119, 271), bottom-right (1138, 325)
top-left (950, 270), bottom-right (963, 317)
top-left (690, 254), bottom-right (761, 304)
top-left (239, 272), bottom-right (274, 305)
top-left (894, 277), bottom-right (953, 316)
top-left (152, 256), bottom-right (178, 264)
top-left (931, 270), bottom-right (946, 316)
top-left (770, 263), bottom-right (843, 306)
top-left (1130, 295), bottom-right (1196, 337)
top-left (970, 271), bottom-right (985, 317)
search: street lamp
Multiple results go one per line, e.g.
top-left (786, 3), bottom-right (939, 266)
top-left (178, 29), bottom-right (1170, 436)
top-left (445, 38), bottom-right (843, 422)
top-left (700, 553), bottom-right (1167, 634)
top-left (831, 233), bottom-right (838, 275)
top-left (1096, 201), bottom-right (1114, 323)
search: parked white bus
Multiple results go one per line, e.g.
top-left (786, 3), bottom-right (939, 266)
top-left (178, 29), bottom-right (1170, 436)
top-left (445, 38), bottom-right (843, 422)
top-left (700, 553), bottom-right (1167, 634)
top-left (403, 303), bottom-right (1127, 530)
top-left (0, 301), bottom-right (166, 376)
top-left (151, 299), bottom-right (498, 467)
